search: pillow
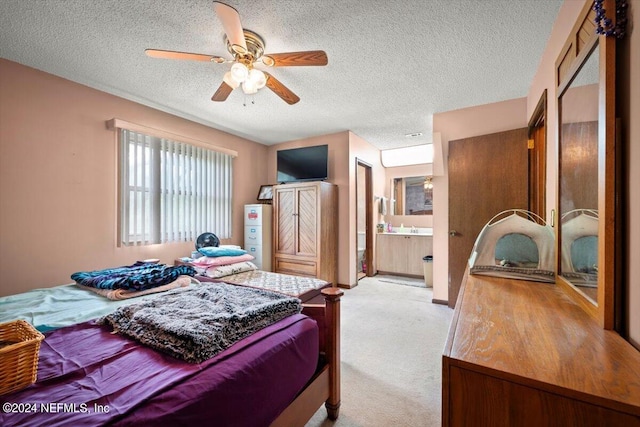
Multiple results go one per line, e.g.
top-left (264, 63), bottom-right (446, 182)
top-left (190, 253), bottom-right (255, 268)
top-left (197, 246), bottom-right (247, 257)
top-left (205, 261), bottom-right (258, 278)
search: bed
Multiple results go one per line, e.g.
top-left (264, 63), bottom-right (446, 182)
top-left (0, 266), bottom-right (342, 427)
top-left (175, 255), bottom-right (332, 303)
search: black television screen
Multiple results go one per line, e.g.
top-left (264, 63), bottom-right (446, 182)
top-left (277, 145), bottom-right (328, 183)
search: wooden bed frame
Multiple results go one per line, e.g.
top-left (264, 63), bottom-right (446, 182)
top-left (271, 287), bottom-right (343, 426)
top-left (173, 259), bottom-right (342, 424)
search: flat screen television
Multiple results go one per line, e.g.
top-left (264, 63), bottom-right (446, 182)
top-left (277, 145), bottom-right (328, 183)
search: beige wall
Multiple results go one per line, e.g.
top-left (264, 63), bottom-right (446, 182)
top-left (0, 59), bottom-right (268, 297)
top-left (432, 97), bottom-right (528, 302)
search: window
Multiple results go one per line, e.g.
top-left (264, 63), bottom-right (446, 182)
top-left (119, 128), bottom-right (233, 246)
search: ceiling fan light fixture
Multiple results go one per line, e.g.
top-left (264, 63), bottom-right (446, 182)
top-left (247, 69), bottom-right (267, 89)
top-left (223, 71), bottom-right (240, 89)
top-left (230, 62), bottom-right (249, 82)
top-left (242, 80), bottom-right (258, 94)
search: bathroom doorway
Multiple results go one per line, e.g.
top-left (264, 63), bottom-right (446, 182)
top-left (356, 159), bottom-right (373, 281)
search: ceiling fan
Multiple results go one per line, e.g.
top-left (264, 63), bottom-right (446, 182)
top-left (145, 1), bottom-right (328, 105)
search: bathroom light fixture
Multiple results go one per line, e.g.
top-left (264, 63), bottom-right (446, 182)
top-left (380, 144), bottom-right (434, 167)
top-left (424, 177), bottom-right (433, 190)
top-left (424, 176), bottom-right (433, 204)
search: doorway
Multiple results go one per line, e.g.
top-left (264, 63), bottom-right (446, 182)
top-left (356, 159), bottom-right (373, 281)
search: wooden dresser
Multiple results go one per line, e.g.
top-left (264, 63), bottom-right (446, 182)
top-left (272, 181), bottom-right (337, 286)
top-left (443, 271), bottom-right (640, 426)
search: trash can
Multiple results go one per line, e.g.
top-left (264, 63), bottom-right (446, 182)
top-left (423, 255), bottom-right (433, 287)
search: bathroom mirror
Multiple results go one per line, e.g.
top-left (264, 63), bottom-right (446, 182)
top-left (392, 176), bottom-right (433, 215)
top-left (555, 0), bottom-right (617, 328)
top-left (558, 44), bottom-right (599, 303)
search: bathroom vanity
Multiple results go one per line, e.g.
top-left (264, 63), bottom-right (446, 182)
top-left (376, 230), bottom-right (432, 277)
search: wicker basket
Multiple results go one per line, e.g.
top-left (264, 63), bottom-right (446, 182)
top-left (0, 320), bottom-right (45, 395)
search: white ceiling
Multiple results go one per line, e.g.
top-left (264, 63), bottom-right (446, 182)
top-left (0, 0), bottom-right (563, 150)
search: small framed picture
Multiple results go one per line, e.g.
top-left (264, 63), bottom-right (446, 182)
top-left (257, 184), bottom-right (273, 202)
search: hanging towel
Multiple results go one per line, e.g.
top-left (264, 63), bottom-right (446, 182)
top-left (379, 197), bottom-right (387, 215)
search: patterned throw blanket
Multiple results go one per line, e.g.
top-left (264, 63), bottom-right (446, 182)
top-left (71, 262), bottom-right (196, 291)
top-left (98, 283), bottom-right (302, 363)
top-left (77, 275), bottom-right (195, 300)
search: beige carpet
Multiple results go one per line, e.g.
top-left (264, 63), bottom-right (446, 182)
top-left (305, 275), bottom-right (453, 427)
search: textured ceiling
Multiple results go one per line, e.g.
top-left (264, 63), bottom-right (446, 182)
top-left (0, 0), bottom-right (563, 150)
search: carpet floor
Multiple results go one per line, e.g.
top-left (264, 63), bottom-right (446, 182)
top-left (305, 275), bottom-right (453, 427)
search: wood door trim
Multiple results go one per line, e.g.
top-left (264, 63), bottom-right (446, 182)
top-left (527, 89), bottom-right (547, 219)
top-left (355, 159), bottom-right (374, 279)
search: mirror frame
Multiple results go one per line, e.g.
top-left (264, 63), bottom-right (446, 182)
top-left (555, 0), bottom-right (617, 329)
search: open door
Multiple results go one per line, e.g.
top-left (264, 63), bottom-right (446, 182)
top-left (448, 128), bottom-right (528, 308)
top-left (356, 159), bottom-right (373, 281)
top-left (528, 90), bottom-right (547, 219)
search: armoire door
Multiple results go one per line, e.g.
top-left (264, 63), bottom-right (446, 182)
top-left (448, 128), bottom-right (528, 308)
top-left (296, 185), bottom-right (318, 257)
top-left (274, 186), bottom-right (296, 255)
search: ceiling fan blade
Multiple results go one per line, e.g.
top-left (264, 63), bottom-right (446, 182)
top-left (264, 72), bottom-right (300, 105)
top-left (211, 81), bottom-right (234, 102)
top-left (145, 49), bottom-right (226, 63)
top-left (213, 2), bottom-right (247, 52)
top-left (262, 50), bottom-right (328, 67)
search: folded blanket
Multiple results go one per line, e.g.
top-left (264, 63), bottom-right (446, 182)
top-left (71, 262), bottom-right (196, 291)
top-left (98, 283), bottom-right (302, 363)
top-left (77, 275), bottom-right (196, 300)
top-left (201, 261), bottom-right (258, 278)
top-left (189, 253), bottom-right (255, 268)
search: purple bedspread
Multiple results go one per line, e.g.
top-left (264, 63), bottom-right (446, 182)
top-left (0, 314), bottom-right (318, 427)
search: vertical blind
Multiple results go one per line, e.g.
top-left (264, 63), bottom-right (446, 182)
top-left (120, 129), bottom-right (233, 246)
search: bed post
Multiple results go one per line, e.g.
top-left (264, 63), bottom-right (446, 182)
top-left (322, 287), bottom-right (343, 420)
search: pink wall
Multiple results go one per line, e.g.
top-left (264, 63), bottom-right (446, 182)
top-left (348, 131), bottom-right (386, 285)
top-left (432, 97), bottom-right (528, 302)
top-left (527, 0), bottom-right (587, 223)
top-left (265, 131), bottom-right (386, 287)
top-left (266, 132), bottom-right (351, 286)
top-left (561, 83), bottom-right (599, 123)
top-left (0, 59), bottom-right (268, 297)
top-left (529, 0), bottom-right (639, 348)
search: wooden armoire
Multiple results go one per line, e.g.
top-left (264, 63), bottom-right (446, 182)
top-left (272, 181), bottom-right (337, 286)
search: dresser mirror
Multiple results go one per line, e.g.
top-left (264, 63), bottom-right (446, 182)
top-left (558, 44), bottom-right (599, 303)
top-left (556, 0), bottom-right (617, 328)
top-left (392, 176), bottom-right (433, 215)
